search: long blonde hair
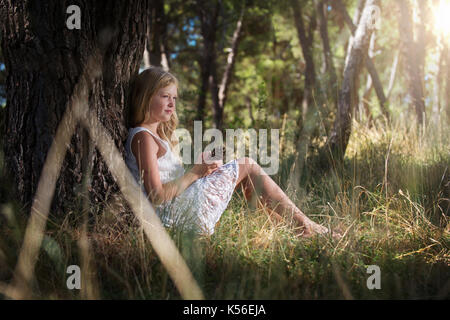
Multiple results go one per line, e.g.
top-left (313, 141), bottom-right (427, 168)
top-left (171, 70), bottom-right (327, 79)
top-left (129, 67), bottom-right (179, 148)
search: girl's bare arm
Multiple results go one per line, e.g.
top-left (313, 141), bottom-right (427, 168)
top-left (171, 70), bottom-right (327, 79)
top-left (131, 131), bottom-right (217, 205)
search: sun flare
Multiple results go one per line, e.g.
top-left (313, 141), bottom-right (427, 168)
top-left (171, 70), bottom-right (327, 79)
top-left (433, 0), bottom-right (450, 38)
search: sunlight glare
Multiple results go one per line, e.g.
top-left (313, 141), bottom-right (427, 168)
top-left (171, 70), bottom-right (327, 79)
top-left (433, 0), bottom-right (450, 38)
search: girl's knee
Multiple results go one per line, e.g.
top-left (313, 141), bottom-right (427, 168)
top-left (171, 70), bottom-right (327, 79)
top-left (237, 157), bottom-right (257, 166)
top-left (237, 157), bottom-right (260, 175)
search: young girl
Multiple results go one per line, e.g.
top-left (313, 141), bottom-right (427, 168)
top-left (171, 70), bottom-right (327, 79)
top-left (125, 66), bottom-right (336, 237)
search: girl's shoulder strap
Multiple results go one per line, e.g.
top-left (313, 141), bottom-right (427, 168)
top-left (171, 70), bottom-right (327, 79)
top-left (132, 127), bottom-right (169, 149)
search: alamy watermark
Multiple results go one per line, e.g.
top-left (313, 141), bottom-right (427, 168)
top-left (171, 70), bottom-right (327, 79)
top-left (174, 121), bottom-right (280, 175)
top-left (66, 5), bottom-right (81, 30)
top-left (366, 265), bottom-right (381, 290)
top-left (66, 265), bottom-right (81, 290)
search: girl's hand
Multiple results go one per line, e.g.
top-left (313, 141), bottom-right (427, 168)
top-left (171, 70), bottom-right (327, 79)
top-left (203, 150), bottom-right (223, 167)
top-left (191, 151), bottom-right (222, 178)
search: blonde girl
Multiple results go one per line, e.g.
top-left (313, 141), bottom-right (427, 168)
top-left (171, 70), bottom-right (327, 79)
top-left (125, 66), bottom-right (335, 237)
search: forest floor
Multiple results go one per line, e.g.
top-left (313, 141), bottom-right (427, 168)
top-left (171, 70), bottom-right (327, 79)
top-left (0, 117), bottom-right (449, 299)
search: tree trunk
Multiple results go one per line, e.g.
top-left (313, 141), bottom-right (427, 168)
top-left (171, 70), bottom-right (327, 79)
top-left (386, 50), bottom-right (399, 100)
top-left (288, 1), bottom-right (319, 190)
top-left (217, 6), bottom-right (245, 119)
top-left (445, 44), bottom-right (450, 125)
top-left (196, 0), bottom-right (220, 123)
top-left (292, 0), bottom-right (317, 123)
top-left (0, 0), bottom-right (149, 215)
top-left (344, 0), bottom-right (366, 67)
top-left (143, 22), bottom-right (152, 68)
top-left (359, 32), bottom-right (376, 123)
top-left (324, 0), bottom-right (378, 161)
top-left (398, 0), bottom-right (426, 126)
top-left (210, 5), bottom-right (245, 132)
top-left (315, 0), bottom-right (338, 106)
top-left (335, 0), bottom-right (388, 120)
top-left (145, 0), bottom-right (170, 70)
top-left (197, 0), bottom-right (244, 131)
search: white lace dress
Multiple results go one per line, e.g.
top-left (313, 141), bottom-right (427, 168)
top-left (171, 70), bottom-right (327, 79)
top-left (125, 127), bottom-right (239, 235)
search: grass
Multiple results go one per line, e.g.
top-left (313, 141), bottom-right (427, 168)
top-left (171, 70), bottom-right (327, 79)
top-left (0, 115), bottom-right (449, 299)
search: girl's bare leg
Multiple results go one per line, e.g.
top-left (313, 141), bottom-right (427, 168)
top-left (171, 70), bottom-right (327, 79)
top-left (235, 157), bottom-right (331, 237)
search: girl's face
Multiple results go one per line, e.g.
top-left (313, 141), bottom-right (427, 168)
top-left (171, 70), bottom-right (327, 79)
top-left (147, 84), bottom-right (177, 123)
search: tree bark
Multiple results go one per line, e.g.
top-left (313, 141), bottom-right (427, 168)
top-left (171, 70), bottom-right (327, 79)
top-left (445, 44), bottom-right (450, 125)
top-left (197, 0), bottom-right (244, 131)
top-left (143, 0), bottom-right (171, 70)
top-left (143, 21), bottom-right (152, 68)
top-left (288, 1), bottom-right (320, 190)
top-left (324, 0), bottom-right (378, 161)
top-left (217, 6), bottom-right (244, 120)
top-left (359, 32), bottom-right (376, 123)
top-left (292, 0), bottom-right (317, 123)
top-left (386, 50), bottom-right (399, 100)
top-left (0, 0), bottom-right (149, 215)
top-left (315, 0), bottom-right (338, 106)
top-left (196, 0), bottom-right (220, 123)
top-left (344, 0), bottom-right (366, 67)
top-left (334, 0), bottom-right (388, 120)
top-left (398, 0), bottom-right (426, 126)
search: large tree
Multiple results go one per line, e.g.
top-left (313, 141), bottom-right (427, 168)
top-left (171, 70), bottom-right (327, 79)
top-left (323, 0), bottom-right (379, 161)
top-left (0, 0), bottom-right (149, 215)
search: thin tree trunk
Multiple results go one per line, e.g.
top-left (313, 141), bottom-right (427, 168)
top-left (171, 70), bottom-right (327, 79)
top-left (150, 0), bottom-right (163, 67)
top-left (335, 0), bottom-right (388, 120)
top-left (316, 0), bottom-right (338, 106)
top-left (444, 44), bottom-right (450, 125)
top-left (288, 0), bottom-right (320, 190)
top-left (398, 0), bottom-right (426, 126)
top-left (431, 46), bottom-right (443, 127)
top-left (345, 0), bottom-right (365, 120)
top-left (146, 0), bottom-right (170, 70)
top-left (160, 1), bottom-right (171, 71)
top-left (292, 0), bottom-right (317, 123)
top-left (386, 50), bottom-right (399, 100)
top-left (199, 1), bottom-right (245, 131)
top-left (0, 0), bottom-right (149, 215)
top-left (143, 22), bottom-right (152, 68)
top-left (359, 32), bottom-right (376, 123)
top-left (217, 6), bottom-right (245, 115)
top-left (324, 0), bottom-right (378, 161)
top-left (344, 0), bottom-right (366, 67)
top-left (196, 0), bottom-right (220, 123)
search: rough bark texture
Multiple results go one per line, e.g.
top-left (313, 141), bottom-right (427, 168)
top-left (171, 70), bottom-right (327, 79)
top-left (0, 0), bottom-right (149, 215)
top-left (325, 0), bottom-right (378, 161)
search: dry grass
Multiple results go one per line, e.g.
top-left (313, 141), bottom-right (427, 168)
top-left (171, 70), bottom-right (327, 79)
top-left (0, 113), bottom-right (449, 299)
